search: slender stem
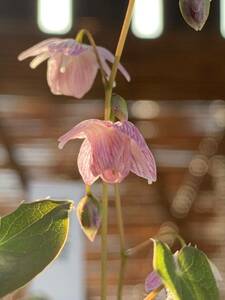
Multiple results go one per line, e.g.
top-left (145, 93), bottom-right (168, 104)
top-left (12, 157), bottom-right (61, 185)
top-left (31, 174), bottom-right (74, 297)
top-left (105, 0), bottom-right (135, 120)
top-left (175, 234), bottom-right (186, 248)
top-left (101, 182), bottom-right (109, 300)
top-left (126, 239), bottom-right (152, 256)
top-left (115, 184), bottom-right (126, 300)
top-left (100, 1), bottom-right (136, 298)
top-left (85, 184), bottom-right (91, 195)
top-left (117, 253), bottom-right (128, 300)
top-left (115, 184), bottom-right (126, 250)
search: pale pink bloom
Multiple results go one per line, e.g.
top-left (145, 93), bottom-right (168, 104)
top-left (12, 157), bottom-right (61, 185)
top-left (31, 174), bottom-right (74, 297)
top-left (18, 38), bottom-right (130, 99)
top-left (58, 119), bottom-right (156, 185)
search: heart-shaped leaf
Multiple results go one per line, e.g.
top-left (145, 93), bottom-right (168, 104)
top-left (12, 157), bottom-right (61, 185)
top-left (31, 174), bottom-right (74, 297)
top-left (76, 195), bottom-right (101, 241)
top-left (153, 240), bottom-right (219, 300)
top-left (0, 199), bottom-right (73, 297)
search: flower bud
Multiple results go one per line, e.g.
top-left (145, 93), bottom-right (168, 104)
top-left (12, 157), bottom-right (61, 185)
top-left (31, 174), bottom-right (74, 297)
top-left (76, 193), bottom-right (101, 242)
top-left (179, 0), bottom-right (211, 31)
top-left (110, 94), bottom-right (128, 122)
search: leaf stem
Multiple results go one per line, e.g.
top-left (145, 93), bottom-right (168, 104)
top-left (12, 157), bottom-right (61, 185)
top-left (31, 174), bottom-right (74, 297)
top-left (101, 182), bottom-right (109, 300)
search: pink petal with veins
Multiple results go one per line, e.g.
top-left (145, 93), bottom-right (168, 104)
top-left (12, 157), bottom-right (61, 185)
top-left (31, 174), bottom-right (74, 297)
top-left (78, 139), bottom-right (98, 185)
top-left (97, 46), bottom-right (131, 82)
top-left (47, 50), bottom-right (98, 98)
top-left (58, 119), bottom-right (131, 184)
top-left (114, 121), bottom-right (157, 183)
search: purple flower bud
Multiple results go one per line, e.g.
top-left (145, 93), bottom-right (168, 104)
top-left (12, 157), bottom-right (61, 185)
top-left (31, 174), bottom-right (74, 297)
top-left (179, 0), bottom-right (211, 31)
top-left (76, 194), bottom-right (101, 242)
top-left (145, 271), bottom-right (162, 293)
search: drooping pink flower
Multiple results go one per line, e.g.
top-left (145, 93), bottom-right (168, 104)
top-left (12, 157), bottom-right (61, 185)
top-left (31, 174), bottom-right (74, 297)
top-left (18, 38), bottom-right (130, 99)
top-left (58, 119), bottom-right (156, 185)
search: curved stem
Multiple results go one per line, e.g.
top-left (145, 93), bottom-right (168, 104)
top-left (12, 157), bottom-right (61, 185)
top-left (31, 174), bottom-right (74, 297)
top-left (101, 182), bottom-right (109, 300)
top-left (76, 29), bottom-right (107, 86)
top-left (175, 234), bottom-right (186, 248)
top-left (115, 184), bottom-right (126, 300)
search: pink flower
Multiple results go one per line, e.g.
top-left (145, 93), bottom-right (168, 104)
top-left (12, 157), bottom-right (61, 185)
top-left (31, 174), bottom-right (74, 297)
top-left (58, 119), bottom-right (156, 185)
top-left (18, 38), bottom-right (130, 99)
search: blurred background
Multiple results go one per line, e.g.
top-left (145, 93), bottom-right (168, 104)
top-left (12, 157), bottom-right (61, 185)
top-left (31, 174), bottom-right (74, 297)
top-left (0, 0), bottom-right (225, 299)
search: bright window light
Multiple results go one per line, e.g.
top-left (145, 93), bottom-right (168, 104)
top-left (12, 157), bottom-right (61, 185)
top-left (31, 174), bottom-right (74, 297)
top-left (131, 0), bottom-right (164, 39)
top-left (38, 0), bottom-right (72, 35)
top-left (220, 0), bottom-right (225, 38)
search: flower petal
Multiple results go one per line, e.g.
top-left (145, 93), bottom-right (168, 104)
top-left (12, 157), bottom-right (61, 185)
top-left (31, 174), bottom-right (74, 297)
top-left (47, 49), bottom-right (99, 99)
top-left (30, 52), bottom-right (50, 69)
top-left (89, 124), bottom-right (131, 183)
top-left (97, 46), bottom-right (131, 82)
top-left (58, 119), bottom-right (131, 184)
top-left (18, 38), bottom-right (61, 61)
top-left (114, 121), bottom-right (157, 183)
top-left (48, 39), bottom-right (88, 56)
top-left (78, 140), bottom-right (98, 185)
top-left (58, 119), bottom-right (109, 149)
top-left (145, 271), bottom-right (162, 293)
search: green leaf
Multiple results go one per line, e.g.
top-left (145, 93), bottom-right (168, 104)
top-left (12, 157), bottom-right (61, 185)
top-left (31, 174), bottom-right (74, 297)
top-left (153, 240), bottom-right (219, 300)
top-left (0, 199), bottom-right (73, 297)
top-left (178, 246), bottom-right (219, 300)
top-left (76, 195), bottom-right (101, 242)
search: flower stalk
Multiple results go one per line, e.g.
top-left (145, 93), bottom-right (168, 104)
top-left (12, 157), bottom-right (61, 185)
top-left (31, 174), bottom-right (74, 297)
top-left (104, 0), bottom-right (135, 120)
top-left (101, 0), bottom-right (135, 299)
top-left (115, 184), bottom-right (127, 300)
top-left (100, 1), bottom-right (136, 299)
top-left (101, 182), bottom-right (109, 300)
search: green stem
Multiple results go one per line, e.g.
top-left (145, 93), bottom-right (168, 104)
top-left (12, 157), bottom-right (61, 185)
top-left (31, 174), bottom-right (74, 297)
top-left (175, 234), bottom-right (186, 248)
top-left (104, 0), bottom-right (136, 120)
top-left (126, 239), bottom-right (152, 257)
top-left (117, 253), bottom-right (128, 300)
top-left (85, 184), bottom-right (91, 195)
top-left (101, 182), bottom-right (109, 300)
top-left (115, 184), bottom-right (126, 250)
top-left (115, 184), bottom-right (126, 300)
top-left (100, 1), bottom-right (135, 298)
